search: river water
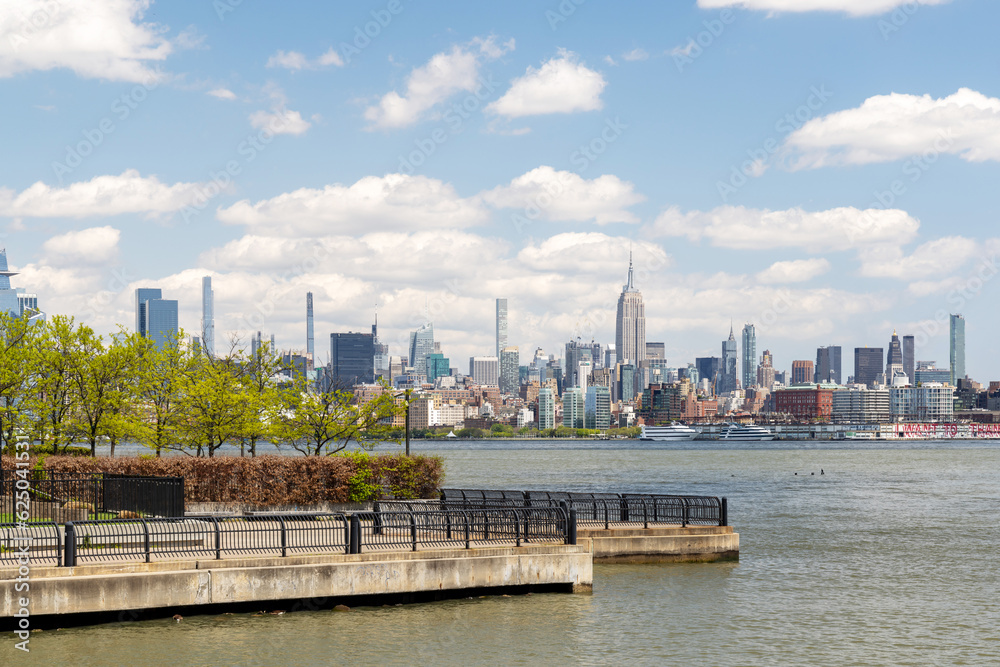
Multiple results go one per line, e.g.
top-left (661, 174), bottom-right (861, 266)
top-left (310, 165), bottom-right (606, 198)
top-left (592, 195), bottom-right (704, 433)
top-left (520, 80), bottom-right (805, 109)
top-left (6, 440), bottom-right (999, 666)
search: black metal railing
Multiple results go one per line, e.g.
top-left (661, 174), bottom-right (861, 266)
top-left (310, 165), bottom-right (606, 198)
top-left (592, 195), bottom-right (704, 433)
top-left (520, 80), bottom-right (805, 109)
top-left (440, 488), bottom-right (728, 529)
top-left (0, 522), bottom-right (62, 567)
top-left (0, 470), bottom-right (184, 523)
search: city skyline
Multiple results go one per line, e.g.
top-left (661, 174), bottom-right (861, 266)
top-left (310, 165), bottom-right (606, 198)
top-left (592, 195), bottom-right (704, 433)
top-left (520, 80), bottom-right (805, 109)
top-left (3, 2), bottom-right (999, 378)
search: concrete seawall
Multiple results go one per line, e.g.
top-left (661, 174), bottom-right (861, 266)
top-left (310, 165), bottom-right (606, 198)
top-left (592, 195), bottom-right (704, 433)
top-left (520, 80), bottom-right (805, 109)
top-left (1, 545), bottom-right (592, 625)
top-left (580, 525), bottom-right (739, 563)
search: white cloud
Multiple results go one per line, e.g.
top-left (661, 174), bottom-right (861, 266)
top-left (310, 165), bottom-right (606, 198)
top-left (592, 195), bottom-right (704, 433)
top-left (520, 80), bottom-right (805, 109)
top-left (0, 0), bottom-right (172, 82)
top-left (622, 48), bottom-right (649, 62)
top-left (486, 50), bottom-right (606, 119)
top-left (756, 258), bottom-right (831, 284)
top-left (858, 236), bottom-right (983, 280)
top-left (0, 170), bottom-right (207, 219)
top-left (647, 205), bottom-right (920, 252)
top-left (517, 233), bottom-right (669, 275)
top-left (249, 85), bottom-right (311, 135)
top-left (782, 88), bottom-right (1000, 169)
top-left (696, 0), bottom-right (951, 17)
top-left (216, 173), bottom-right (488, 235)
top-left (480, 166), bottom-right (644, 224)
top-left (364, 36), bottom-right (513, 129)
top-left (266, 48), bottom-right (344, 70)
top-left (207, 88), bottom-right (237, 100)
top-left (41, 226), bottom-right (121, 265)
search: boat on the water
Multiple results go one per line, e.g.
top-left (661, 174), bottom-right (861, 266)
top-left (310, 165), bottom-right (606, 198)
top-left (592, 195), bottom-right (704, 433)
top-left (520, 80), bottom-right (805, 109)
top-left (639, 423), bottom-right (699, 441)
top-left (719, 423), bottom-right (775, 441)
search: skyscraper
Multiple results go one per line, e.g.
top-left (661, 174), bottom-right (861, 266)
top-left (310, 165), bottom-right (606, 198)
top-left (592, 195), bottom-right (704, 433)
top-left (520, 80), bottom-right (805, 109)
top-left (0, 250), bottom-right (22, 316)
top-left (615, 254), bottom-right (646, 366)
top-left (201, 276), bottom-right (215, 357)
top-left (408, 322), bottom-right (435, 377)
top-left (886, 331), bottom-right (903, 381)
top-left (950, 314), bottom-right (965, 384)
top-left (144, 298), bottom-right (178, 349)
top-left (499, 346), bottom-right (519, 394)
top-left (757, 350), bottom-right (776, 387)
top-left (538, 387), bottom-right (555, 429)
top-left (854, 347), bottom-right (884, 387)
top-left (815, 346), bottom-right (842, 384)
top-left (696, 357), bottom-right (721, 391)
top-left (470, 356), bottom-right (499, 386)
top-left (135, 288), bottom-right (162, 336)
top-left (791, 360), bottom-right (814, 385)
top-left (330, 332), bottom-right (375, 386)
top-left (564, 340), bottom-right (592, 388)
top-left (741, 323), bottom-right (757, 389)
top-left (720, 325), bottom-right (738, 394)
top-left (496, 298), bottom-right (508, 360)
top-left (902, 335), bottom-right (915, 385)
top-left (306, 292), bottom-right (315, 358)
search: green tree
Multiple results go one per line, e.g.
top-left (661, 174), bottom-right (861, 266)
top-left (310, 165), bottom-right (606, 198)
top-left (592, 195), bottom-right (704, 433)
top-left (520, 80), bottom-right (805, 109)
top-left (179, 350), bottom-right (246, 457)
top-left (30, 316), bottom-right (80, 453)
top-left (282, 377), bottom-right (402, 456)
top-left (237, 341), bottom-right (287, 457)
top-left (129, 332), bottom-right (190, 457)
top-left (0, 312), bottom-right (37, 449)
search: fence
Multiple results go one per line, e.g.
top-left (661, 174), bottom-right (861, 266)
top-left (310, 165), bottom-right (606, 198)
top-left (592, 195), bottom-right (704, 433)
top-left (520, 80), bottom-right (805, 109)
top-left (0, 505), bottom-right (575, 567)
top-left (0, 470), bottom-right (184, 523)
top-left (440, 488), bottom-right (728, 529)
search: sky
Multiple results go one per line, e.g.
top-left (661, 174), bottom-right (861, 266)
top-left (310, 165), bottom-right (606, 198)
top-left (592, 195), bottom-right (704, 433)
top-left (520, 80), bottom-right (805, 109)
top-left (2, 0), bottom-right (999, 379)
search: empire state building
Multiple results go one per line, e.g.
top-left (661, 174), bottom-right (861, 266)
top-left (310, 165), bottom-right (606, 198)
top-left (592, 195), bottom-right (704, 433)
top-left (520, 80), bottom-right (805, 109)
top-left (615, 254), bottom-right (646, 366)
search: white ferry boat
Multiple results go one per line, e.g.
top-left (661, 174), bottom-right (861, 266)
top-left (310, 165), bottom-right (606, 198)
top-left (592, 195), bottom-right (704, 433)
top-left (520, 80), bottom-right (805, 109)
top-left (719, 423), bottom-right (775, 441)
top-left (639, 423), bottom-right (699, 441)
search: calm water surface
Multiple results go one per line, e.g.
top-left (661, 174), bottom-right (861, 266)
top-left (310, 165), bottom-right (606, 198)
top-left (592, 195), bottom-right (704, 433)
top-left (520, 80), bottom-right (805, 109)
top-left (6, 440), bottom-right (999, 666)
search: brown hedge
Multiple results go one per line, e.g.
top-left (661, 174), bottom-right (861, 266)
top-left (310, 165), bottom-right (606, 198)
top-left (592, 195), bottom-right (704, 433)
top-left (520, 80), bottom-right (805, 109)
top-left (1, 454), bottom-right (445, 506)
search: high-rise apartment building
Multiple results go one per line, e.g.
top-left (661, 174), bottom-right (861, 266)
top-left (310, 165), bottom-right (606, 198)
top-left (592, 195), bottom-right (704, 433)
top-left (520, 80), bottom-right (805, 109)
top-left (538, 387), bottom-right (555, 429)
top-left (562, 387), bottom-right (584, 429)
top-left (425, 353), bottom-right (450, 382)
top-left (791, 360), bottom-right (814, 385)
top-left (585, 385), bottom-right (611, 429)
top-left (815, 346), bottom-right (842, 384)
top-left (757, 350), bottom-right (776, 387)
top-left (144, 298), bottom-right (178, 349)
top-left (615, 255), bottom-right (646, 366)
top-left (408, 322), bottom-right (435, 378)
top-left (330, 332), bottom-right (375, 386)
top-left (741, 323), bottom-right (757, 389)
top-left (696, 357), bottom-right (721, 392)
top-left (135, 288), bottom-right (162, 337)
top-left (854, 347), bottom-right (884, 387)
top-left (950, 314), bottom-right (965, 385)
top-left (470, 356), bottom-right (499, 386)
top-left (496, 298), bottom-right (508, 360)
top-left (306, 292), bottom-right (315, 358)
top-left (499, 346), bottom-right (519, 394)
top-left (720, 326), bottom-right (738, 394)
top-left (201, 276), bottom-right (215, 357)
top-left (564, 340), bottom-right (593, 388)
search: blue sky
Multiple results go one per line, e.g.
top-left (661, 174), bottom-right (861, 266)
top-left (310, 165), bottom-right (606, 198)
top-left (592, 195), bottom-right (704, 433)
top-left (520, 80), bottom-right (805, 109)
top-left (2, 0), bottom-right (999, 380)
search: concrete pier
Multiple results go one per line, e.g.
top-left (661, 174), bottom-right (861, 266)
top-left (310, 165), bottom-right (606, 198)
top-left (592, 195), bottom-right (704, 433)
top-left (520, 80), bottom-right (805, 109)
top-left (580, 525), bottom-right (739, 563)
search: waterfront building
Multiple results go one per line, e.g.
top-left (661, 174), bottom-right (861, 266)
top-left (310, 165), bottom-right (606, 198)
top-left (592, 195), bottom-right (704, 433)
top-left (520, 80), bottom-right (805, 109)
top-left (615, 255), bottom-right (646, 366)
top-left (144, 298), bottom-right (178, 349)
top-left (950, 314), bottom-right (965, 385)
top-left (815, 346), bottom-right (842, 384)
top-left (640, 383), bottom-right (683, 423)
top-left (890, 382), bottom-right (955, 422)
top-left (585, 385), bottom-right (611, 429)
top-left (741, 324), bottom-right (757, 390)
top-left (854, 347), bottom-right (884, 388)
top-left (720, 327), bottom-right (739, 393)
top-left (330, 332), bottom-right (375, 386)
top-left (499, 346), bottom-right (519, 394)
top-left (470, 356), bottom-right (499, 386)
top-left (408, 322), bottom-right (435, 378)
top-left (696, 357), bottom-right (722, 392)
top-left (201, 276), bottom-right (215, 357)
top-left (775, 384), bottom-right (834, 420)
top-left (831, 388), bottom-right (891, 423)
top-left (791, 360), bottom-right (814, 385)
top-left (496, 298), bottom-right (508, 359)
top-left (562, 387), bottom-right (584, 429)
top-left (135, 287), bottom-right (162, 337)
top-left (914, 361), bottom-right (951, 385)
top-left (306, 293), bottom-right (315, 358)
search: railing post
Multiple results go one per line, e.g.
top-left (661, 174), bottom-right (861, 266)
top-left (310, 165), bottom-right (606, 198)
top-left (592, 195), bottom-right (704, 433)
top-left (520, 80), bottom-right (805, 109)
top-left (558, 500), bottom-right (569, 536)
top-left (64, 523), bottom-right (76, 567)
top-left (567, 508), bottom-right (577, 545)
top-left (278, 517), bottom-right (287, 557)
top-left (603, 499), bottom-right (609, 530)
top-left (349, 514), bottom-right (360, 554)
top-left (642, 499), bottom-right (648, 529)
top-left (140, 519), bottom-right (150, 563)
top-left (410, 513), bottom-right (417, 552)
top-left (721, 497), bottom-right (728, 527)
top-left (464, 512), bottom-right (470, 549)
top-left (445, 511), bottom-right (452, 539)
top-left (514, 510), bottom-right (521, 547)
top-left (483, 510), bottom-right (490, 540)
top-left (55, 523), bottom-right (62, 568)
top-left (681, 499), bottom-right (688, 528)
top-left (212, 517), bottom-right (221, 560)
top-left (619, 494), bottom-right (629, 522)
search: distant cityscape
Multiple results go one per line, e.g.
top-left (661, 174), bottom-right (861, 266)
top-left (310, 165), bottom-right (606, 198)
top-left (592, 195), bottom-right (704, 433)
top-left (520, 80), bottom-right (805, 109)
top-left (4, 247), bottom-right (995, 433)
